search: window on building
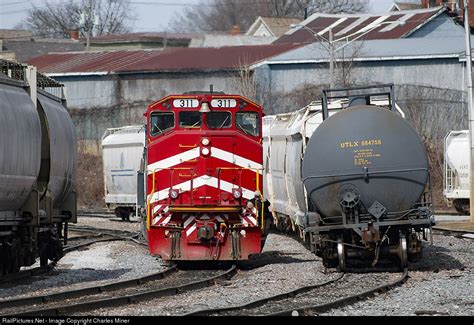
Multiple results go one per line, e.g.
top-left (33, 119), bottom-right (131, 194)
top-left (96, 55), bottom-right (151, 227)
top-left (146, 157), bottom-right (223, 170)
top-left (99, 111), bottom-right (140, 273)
top-left (150, 112), bottom-right (174, 136)
top-left (236, 112), bottom-right (260, 137)
top-left (206, 111), bottom-right (232, 129)
top-left (179, 111), bottom-right (202, 128)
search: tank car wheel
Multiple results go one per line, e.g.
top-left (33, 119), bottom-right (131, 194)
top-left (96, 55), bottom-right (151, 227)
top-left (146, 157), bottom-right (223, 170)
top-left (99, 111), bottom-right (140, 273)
top-left (40, 254), bottom-right (48, 268)
top-left (399, 233), bottom-right (408, 269)
top-left (337, 237), bottom-right (346, 272)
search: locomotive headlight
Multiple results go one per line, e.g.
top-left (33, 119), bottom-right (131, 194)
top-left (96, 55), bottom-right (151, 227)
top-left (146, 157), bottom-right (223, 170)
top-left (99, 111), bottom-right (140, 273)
top-left (201, 147), bottom-right (210, 156)
top-left (201, 138), bottom-right (210, 146)
top-left (232, 188), bottom-right (242, 199)
top-left (169, 189), bottom-right (179, 199)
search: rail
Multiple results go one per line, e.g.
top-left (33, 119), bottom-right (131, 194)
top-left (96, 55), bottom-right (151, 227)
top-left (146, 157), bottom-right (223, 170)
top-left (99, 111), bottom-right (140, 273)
top-left (268, 268), bottom-right (408, 316)
top-left (11, 265), bottom-right (237, 316)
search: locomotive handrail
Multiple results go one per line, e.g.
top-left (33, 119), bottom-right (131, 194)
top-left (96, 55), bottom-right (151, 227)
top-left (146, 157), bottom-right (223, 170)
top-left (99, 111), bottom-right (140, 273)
top-left (146, 167), bottom-right (195, 230)
top-left (146, 166), bottom-right (264, 231)
top-left (216, 167), bottom-right (265, 231)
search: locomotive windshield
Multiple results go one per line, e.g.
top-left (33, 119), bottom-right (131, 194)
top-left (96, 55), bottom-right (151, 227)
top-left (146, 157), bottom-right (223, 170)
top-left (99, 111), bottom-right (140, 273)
top-left (179, 111), bottom-right (202, 128)
top-left (207, 112), bottom-right (231, 129)
top-left (150, 112), bottom-right (174, 136)
top-left (236, 112), bottom-right (260, 136)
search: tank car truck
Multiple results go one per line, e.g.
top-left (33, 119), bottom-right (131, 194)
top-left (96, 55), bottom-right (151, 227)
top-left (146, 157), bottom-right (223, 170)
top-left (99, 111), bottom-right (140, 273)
top-left (141, 91), bottom-right (270, 261)
top-left (264, 84), bottom-right (434, 271)
top-left (0, 60), bottom-right (76, 274)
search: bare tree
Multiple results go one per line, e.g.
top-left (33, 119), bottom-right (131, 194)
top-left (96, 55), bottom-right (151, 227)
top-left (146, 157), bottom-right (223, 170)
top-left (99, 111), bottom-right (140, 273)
top-left (333, 41), bottom-right (365, 87)
top-left (397, 85), bottom-right (468, 208)
top-left (232, 58), bottom-right (259, 104)
top-left (17, 0), bottom-right (134, 38)
top-left (309, 0), bottom-right (369, 14)
top-left (169, 0), bottom-right (368, 33)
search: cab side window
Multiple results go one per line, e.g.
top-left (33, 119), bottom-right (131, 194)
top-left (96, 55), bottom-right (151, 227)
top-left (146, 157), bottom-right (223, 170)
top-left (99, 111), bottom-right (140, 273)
top-left (236, 112), bottom-right (260, 137)
top-left (150, 112), bottom-right (174, 136)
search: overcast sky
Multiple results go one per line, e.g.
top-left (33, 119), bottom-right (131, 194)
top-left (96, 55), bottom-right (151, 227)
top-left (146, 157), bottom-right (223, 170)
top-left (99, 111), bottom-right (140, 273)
top-left (0, 0), bottom-right (398, 32)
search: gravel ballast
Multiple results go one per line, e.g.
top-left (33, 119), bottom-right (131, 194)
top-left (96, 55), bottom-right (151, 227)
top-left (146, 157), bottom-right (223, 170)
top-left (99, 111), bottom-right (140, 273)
top-left (1, 214), bottom-right (471, 317)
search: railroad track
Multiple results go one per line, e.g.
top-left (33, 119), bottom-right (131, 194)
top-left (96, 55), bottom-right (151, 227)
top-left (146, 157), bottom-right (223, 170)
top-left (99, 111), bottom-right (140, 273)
top-left (4, 265), bottom-right (237, 316)
top-left (184, 268), bottom-right (408, 316)
top-left (432, 227), bottom-right (474, 239)
top-left (0, 226), bottom-right (145, 285)
top-left (68, 225), bottom-right (147, 247)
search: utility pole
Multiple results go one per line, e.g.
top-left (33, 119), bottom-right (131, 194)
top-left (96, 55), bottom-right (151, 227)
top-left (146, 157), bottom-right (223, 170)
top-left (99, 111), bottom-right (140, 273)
top-left (329, 28), bottom-right (334, 89)
top-left (80, 7), bottom-right (98, 51)
top-left (463, 0), bottom-right (474, 223)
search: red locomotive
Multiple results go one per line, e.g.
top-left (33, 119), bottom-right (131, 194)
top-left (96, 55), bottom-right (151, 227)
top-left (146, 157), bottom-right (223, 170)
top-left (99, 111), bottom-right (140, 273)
top-left (144, 91), bottom-right (268, 261)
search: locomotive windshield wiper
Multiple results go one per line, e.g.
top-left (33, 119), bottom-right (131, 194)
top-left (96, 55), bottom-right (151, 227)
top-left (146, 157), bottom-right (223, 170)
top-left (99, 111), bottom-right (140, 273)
top-left (236, 122), bottom-right (252, 135)
top-left (219, 116), bottom-right (229, 129)
top-left (153, 122), bottom-right (162, 134)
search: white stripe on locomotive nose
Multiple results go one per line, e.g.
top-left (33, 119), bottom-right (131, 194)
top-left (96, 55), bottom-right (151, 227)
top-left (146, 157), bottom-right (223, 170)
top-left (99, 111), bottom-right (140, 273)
top-left (241, 217), bottom-right (249, 227)
top-left (147, 147), bottom-right (200, 174)
top-left (186, 224), bottom-right (197, 237)
top-left (162, 215), bottom-right (172, 225)
top-left (153, 216), bottom-right (161, 225)
top-left (146, 146), bottom-right (262, 175)
top-left (246, 215), bottom-right (258, 226)
top-left (147, 175), bottom-right (255, 204)
top-left (184, 216), bottom-right (195, 228)
top-left (210, 147), bottom-right (262, 173)
top-left (152, 205), bottom-right (162, 215)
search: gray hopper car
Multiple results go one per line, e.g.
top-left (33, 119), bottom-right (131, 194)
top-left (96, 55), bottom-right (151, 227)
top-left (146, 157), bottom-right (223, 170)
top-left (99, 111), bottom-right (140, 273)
top-left (264, 84), bottom-right (433, 271)
top-left (0, 61), bottom-right (76, 275)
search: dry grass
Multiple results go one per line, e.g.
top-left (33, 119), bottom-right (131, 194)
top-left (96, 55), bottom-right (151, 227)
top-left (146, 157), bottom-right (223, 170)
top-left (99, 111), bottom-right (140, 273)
top-left (76, 152), bottom-right (105, 210)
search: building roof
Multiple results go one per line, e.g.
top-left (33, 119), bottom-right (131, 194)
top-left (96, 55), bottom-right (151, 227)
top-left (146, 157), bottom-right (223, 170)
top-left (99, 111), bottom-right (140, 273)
top-left (3, 39), bottom-right (85, 63)
top-left (88, 32), bottom-right (199, 44)
top-left (0, 29), bottom-right (32, 40)
top-left (273, 6), bottom-right (447, 45)
top-left (246, 16), bottom-right (302, 37)
top-left (255, 36), bottom-right (466, 68)
top-left (189, 34), bottom-right (276, 47)
top-left (389, 2), bottom-right (424, 11)
top-left (27, 43), bottom-right (300, 75)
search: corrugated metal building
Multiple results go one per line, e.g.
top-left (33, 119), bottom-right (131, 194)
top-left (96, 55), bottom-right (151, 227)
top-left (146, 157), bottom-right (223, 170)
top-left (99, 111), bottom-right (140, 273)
top-left (26, 6), bottom-right (470, 146)
top-left (28, 44), bottom-right (299, 151)
top-left (253, 36), bottom-right (469, 112)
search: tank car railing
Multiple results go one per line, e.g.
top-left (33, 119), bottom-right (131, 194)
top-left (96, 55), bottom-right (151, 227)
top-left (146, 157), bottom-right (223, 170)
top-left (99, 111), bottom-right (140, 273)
top-left (303, 167), bottom-right (433, 221)
top-left (302, 167), bottom-right (430, 183)
top-left (146, 167), bottom-right (264, 231)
